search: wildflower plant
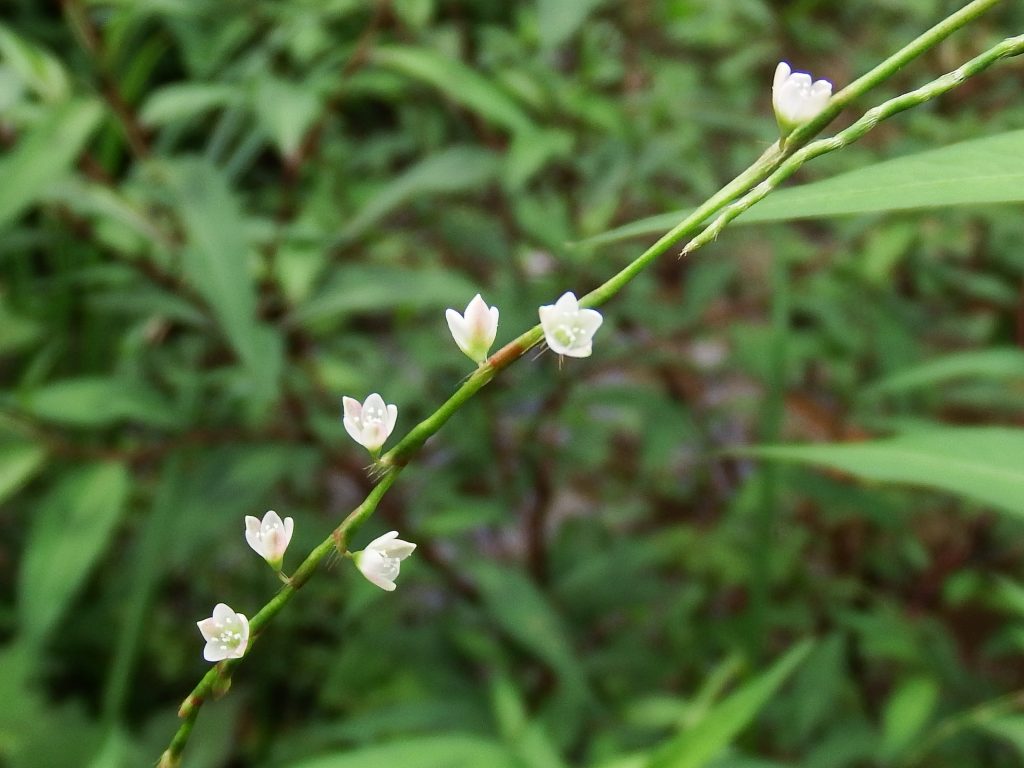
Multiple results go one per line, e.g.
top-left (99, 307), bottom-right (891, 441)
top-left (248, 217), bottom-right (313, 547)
top-left (158, 8), bottom-right (1024, 758)
top-left (10, 1), bottom-right (1014, 764)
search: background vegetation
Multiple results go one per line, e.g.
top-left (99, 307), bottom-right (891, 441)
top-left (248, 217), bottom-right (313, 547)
top-left (2, 1), bottom-right (1024, 766)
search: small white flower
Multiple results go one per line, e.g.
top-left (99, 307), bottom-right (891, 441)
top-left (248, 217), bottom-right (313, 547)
top-left (245, 510), bottom-right (294, 570)
top-left (772, 61), bottom-right (832, 136)
top-left (197, 603), bottom-right (249, 662)
top-left (342, 393), bottom-right (398, 454)
top-left (446, 293), bottom-right (499, 364)
top-left (353, 530), bottom-right (416, 591)
top-left (538, 291), bottom-right (603, 358)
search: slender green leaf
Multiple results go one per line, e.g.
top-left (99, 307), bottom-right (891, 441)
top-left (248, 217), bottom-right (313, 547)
top-left (880, 676), bottom-right (940, 760)
top-left (335, 146), bottom-right (500, 243)
top-left (0, 440), bottom-right (45, 504)
top-left (537, 0), bottom-right (609, 50)
top-left (862, 348), bottom-right (1024, 399)
top-left (253, 77), bottom-right (321, 158)
top-left (474, 562), bottom-right (589, 696)
top-left (739, 427), bottom-right (1024, 517)
top-left (981, 715), bottom-right (1024, 759)
top-left (291, 264), bottom-right (478, 330)
top-left (139, 82), bottom-right (241, 126)
top-left (0, 23), bottom-right (68, 101)
top-left (163, 158), bottom-right (282, 405)
top-left (647, 641), bottom-right (812, 768)
top-left (584, 130), bottom-right (1024, 246)
top-left (0, 98), bottom-right (102, 230)
top-left (101, 457), bottom-right (182, 724)
top-left (20, 462), bottom-right (130, 642)
top-left (23, 376), bottom-right (181, 429)
top-left (372, 46), bottom-right (534, 135)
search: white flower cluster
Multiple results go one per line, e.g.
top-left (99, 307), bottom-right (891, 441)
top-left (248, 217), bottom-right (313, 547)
top-left (339, 291), bottom-right (605, 454)
top-left (196, 59), bottom-right (837, 662)
top-left (196, 509), bottom-right (418, 661)
top-left (198, 288), bottom-right (608, 661)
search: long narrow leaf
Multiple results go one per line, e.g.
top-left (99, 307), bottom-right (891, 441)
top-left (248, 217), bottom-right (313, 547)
top-left (583, 130), bottom-right (1024, 247)
top-left (646, 641), bottom-right (812, 768)
top-left (738, 427), bottom-right (1024, 516)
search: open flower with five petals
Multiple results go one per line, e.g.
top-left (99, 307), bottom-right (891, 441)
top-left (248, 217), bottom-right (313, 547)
top-left (772, 61), bottom-right (832, 137)
top-left (353, 530), bottom-right (417, 591)
top-left (245, 510), bottom-right (294, 570)
top-left (539, 291), bottom-right (603, 358)
top-left (446, 294), bottom-right (499, 364)
top-left (342, 393), bottom-right (398, 454)
top-left (197, 603), bottom-right (249, 662)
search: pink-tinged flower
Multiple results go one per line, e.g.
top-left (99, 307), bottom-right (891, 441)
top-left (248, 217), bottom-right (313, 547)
top-left (197, 603), bottom-right (249, 662)
top-left (446, 294), bottom-right (499, 364)
top-left (245, 510), bottom-right (294, 570)
top-left (772, 61), bottom-right (832, 136)
top-left (342, 393), bottom-right (398, 454)
top-left (538, 291), bottom-right (603, 358)
top-left (353, 531), bottom-right (416, 591)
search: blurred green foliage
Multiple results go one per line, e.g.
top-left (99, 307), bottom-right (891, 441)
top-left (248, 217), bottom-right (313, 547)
top-left (2, 1), bottom-right (1024, 766)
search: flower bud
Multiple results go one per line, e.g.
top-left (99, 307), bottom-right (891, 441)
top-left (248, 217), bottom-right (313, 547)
top-left (245, 510), bottom-right (294, 570)
top-left (772, 61), bottom-right (832, 137)
top-left (446, 294), bottom-right (499, 364)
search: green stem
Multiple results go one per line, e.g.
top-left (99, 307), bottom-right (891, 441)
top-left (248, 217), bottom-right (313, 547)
top-left (749, 248), bottom-right (789, 659)
top-left (682, 34), bottom-right (1024, 257)
top-left (581, 0), bottom-right (1006, 309)
top-left (161, 7), bottom-right (1011, 762)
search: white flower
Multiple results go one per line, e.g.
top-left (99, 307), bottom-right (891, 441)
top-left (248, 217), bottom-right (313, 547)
top-left (538, 291), bottom-right (603, 358)
top-left (342, 393), bottom-right (398, 454)
top-left (772, 61), bottom-right (832, 136)
top-left (353, 530), bottom-right (416, 591)
top-left (245, 510), bottom-right (294, 570)
top-left (197, 603), bottom-right (249, 662)
top-left (446, 293), bottom-right (499, 364)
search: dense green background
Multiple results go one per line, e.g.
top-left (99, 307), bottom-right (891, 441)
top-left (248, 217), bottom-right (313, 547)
top-left (2, 1), bottom-right (1024, 766)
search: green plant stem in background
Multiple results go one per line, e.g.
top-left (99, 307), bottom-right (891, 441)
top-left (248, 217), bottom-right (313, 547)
top-left (748, 249), bottom-right (790, 660)
top-left (681, 34), bottom-right (1024, 257)
top-left (160, 7), bottom-right (1015, 764)
top-left (906, 687), bottom-right (1024, 766)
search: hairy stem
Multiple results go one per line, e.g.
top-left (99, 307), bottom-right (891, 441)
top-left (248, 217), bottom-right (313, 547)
top-left (160, 5), bottom-right (1010, 763)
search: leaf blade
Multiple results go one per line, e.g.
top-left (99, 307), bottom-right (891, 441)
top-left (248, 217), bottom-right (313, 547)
top-left (647, 641), bottom-right (812, 768)
top-left (583, 129), bottom-right (1024, 247)
top-left (738, 427), bottom-right (1024, 516)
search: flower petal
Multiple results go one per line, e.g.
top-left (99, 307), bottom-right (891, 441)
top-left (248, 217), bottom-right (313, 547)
top-left (381, 538), bottom-right (417, 560)
top-left (363, 392), bottom-right (386, 416)
top-left (204, 641), bottom-right (228, 662)
top-left (262, 510), bottom-right (284, 534)
top-left (244, 516), bottom-right (262, 554)
top-left (341, 396), bottom-right (362, 423)
top-left (197, 617), bottom-right (219, 641)
top-left (773, 61), bottom-right (791, 90)
top-left (446, 308), bottom-right (469, 348)
top-left (212, 603), bottom-right (235, 623)
top-left (366, 530), bottom-right (399, 551)
top-left (554, 292), bottom-right (579, 314)
top-left (560, 340), bottom-right (592, 358)
top-left (576, 308), bottom-right (604, 335)
top-left (464, 294), bottom-right (488, 327)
